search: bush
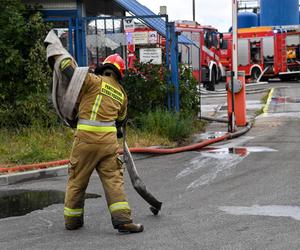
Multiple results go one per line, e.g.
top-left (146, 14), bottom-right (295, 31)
top-left (123, 62), bottom-right (167, 120)
top-left (0, 0), bottom-right (53, 128)
top-left (138, 109), bottom-right (194, 141)
top-left (179, 65), bottom-right (200, 117)
top-left (123, 62), bottom-right (200, 121)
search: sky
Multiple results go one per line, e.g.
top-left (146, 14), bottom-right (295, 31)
top-left (137, 0), bottom-right (232, 32)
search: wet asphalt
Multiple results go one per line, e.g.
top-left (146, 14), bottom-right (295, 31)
top-left (1, 82), bottom-right (300, 249)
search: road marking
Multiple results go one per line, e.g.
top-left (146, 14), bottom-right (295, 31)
top-left (263, 88), bottom-right (274, 114)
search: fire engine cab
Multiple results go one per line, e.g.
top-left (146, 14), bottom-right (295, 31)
top-left (176, 21), bottom-right (226, 91)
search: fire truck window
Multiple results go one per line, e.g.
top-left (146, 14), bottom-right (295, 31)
top-left (212, 32), bottom-right (218, 48)
top-left (204, 32), bottom-right (212, 48)
top-left (221, 39), bottom-right (228, 50)
top-left (250, 41), bottom-right (261, 64)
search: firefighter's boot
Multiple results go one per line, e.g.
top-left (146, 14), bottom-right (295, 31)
top-left (65, 215), bottom-right (84, 230)
top-left (117, 223), bottom-right (144, 234)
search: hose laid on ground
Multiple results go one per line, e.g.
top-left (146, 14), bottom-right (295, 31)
top-left (199, 115), bottom-right (228, 123)
top-left (0, 121), bottom-right (253, 174)
top-left (0, 160), bottom-right (69, 173)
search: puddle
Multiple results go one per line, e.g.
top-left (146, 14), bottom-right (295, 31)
top-left (271, 96), bottom-right (300, 104)
top-left (202, 146), bottom-right (277, 155)
top-left (262, 112), bottom-right (300, 119)
top-left (219, 205), bottom-right (300, 221)
top-left (201, 147), bottom-right (249, 156)
top-left (177, 146), bottom-right (276, 190)
top-left (0, 190), bottom-right (101, 219)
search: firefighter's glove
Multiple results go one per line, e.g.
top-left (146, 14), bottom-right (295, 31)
top-left (116, 120), bottom-right (125, 129)
top-left (117, 127), bottom-right (123, 139)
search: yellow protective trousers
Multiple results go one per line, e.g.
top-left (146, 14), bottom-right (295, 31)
top-left (64, 136), bottom-right (132, 228)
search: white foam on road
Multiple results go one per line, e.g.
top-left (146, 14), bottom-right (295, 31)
top-left (177, 144), bottom-right (277, 190)
top-left (177, 152), bottom-right (247, 189)
top-left (211, 147), bottom-right (277, 153)
top-left (219, 205), bottom-right (300, 221)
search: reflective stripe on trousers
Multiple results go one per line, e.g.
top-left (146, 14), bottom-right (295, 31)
top-left (64, 207), bottom-right (84, 217)
top-left (77, 119), bottom-right (116, 132)
top-left (109, 202), bottom-right (130, 214)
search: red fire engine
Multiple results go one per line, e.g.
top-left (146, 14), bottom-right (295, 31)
top-left (125, 21), bottom-right (226, 90)
top-left (220, 26), bottom-right (300, 82)
top-left (176, 21), bottom-right (226, 91)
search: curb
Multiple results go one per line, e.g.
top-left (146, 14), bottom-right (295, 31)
top-left (0, 165), bottom-right (68, 186)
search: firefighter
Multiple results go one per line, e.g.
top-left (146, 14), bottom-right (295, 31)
top-left (44, 31), bottom-right (143, 234)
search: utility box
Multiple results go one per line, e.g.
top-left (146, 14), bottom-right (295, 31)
top-left (226, 71), bottom-right (247, 127)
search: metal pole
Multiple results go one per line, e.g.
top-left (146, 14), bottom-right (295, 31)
top-left (230, 0), bottom-right (238, 132)
top-left (232, 0), bottom-right (238, 76)
top-left (104, 19), bottom-right (108, 58)
top-left (198, 46), bottom-right (201, 119)
top-left (193, 0), bottom-right (196, 21)
top-left (68, 18), bottom-right (74, 56)
top-left (166, 16), bottom-right (171, 110)
top-left (81, 18), bottom-right (87, 66)
top-left (121, 18), bottom-right (128, 70)
top-left (170, 22), bottom-right (180, 112)
top-left (95, 19), bottom-right (99, 67)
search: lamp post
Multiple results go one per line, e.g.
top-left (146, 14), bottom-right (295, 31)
top-left (230, 0), bottom-right (238, 132)
top-left (232, 0), bottom-right (238, 78)
top-left (193, 0), bottom-right (195, 21)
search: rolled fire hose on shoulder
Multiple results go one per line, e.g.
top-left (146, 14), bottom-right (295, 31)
top-left (122, 125), bottom-right (162, 215)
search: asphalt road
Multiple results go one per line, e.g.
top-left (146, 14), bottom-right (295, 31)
top-left (1, 82), bottom-right (300, 250)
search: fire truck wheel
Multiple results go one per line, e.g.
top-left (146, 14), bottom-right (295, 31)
top-left (251, 67), bottom-right (261, 82)
top-left (206, 69), bottom-right (216, 91)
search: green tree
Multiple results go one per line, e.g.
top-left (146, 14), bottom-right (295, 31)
top-left (0, 0), bottom-right (54, 128)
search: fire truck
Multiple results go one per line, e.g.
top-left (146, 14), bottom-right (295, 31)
top-left (220, 26), bottom-right (300, 82)
top-left (125, 21), bottom-right (226, 90)
top-left (176, 21), bottom-right (226, 91)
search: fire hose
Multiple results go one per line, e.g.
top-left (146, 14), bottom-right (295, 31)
top-left (0, 121), bottom-right (253, 216)
top-left (122, 123), bottom-right (162, 215)
top-left (0, 122), bottom-right (252, 172)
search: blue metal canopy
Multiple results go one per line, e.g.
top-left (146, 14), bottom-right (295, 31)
top-left (114, 0), bottom-right (196, 45)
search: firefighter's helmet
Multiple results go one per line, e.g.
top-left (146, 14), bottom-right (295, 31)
top-left (98, 54), bottom-right (126, 80)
